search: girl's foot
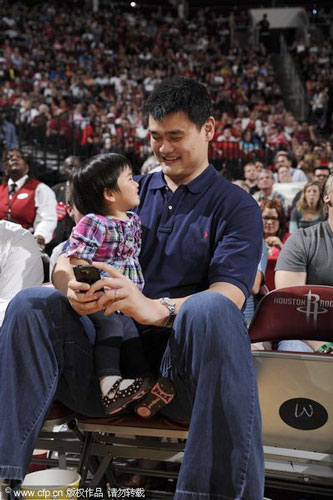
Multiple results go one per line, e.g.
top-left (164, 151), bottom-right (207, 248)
top-left (102, 377), bottom-right (153, 415)
top-left (134, 378), bottom-right (175, 419)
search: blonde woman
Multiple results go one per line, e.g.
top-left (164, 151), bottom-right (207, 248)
top-left (289, 181), bottom-right (324, 233)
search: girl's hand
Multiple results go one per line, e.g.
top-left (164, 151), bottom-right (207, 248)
top-left (89, 262), bottom-right (166, 326)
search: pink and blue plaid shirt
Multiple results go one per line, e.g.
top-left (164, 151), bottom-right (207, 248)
top-left (66, 211), bottom-right (144, 290)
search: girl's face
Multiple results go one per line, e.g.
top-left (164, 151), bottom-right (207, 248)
top-left (305, 185), bottom-right (320, 207)
top-left (110, 166), bottom-right (140, 212)
top-left (262, 208), bottom-right (280, 236)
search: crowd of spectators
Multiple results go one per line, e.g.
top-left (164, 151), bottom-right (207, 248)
top-left (294, 38), bottom-right (333, 131)
top-left (1, 0), bottom-right (324, 176)
top-left (1, 1), bottom-right (333, 299)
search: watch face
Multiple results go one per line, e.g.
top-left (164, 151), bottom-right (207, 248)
top-left (163, 298), bottom-right (174, 306)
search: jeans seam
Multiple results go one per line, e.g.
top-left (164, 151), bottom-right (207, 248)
top-left (20, 368), bottom-right (58, 447)
top-left (238, 354), bottom-right (256, 493)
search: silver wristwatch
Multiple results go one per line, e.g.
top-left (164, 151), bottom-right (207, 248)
top-left (159, 297), bottom-right (177, 327)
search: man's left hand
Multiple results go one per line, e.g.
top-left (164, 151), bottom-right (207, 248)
top-left (87, 262), bottom-right (166, 326)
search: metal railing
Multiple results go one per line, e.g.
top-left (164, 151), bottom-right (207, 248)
top-left (1, 107), bottom-right (285, 184)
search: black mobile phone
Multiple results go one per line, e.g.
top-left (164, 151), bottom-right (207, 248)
top-left (73, 265), bottom-right (102, 288)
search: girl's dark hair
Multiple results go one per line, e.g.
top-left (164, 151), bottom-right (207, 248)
top-left (72, 153), bottom-right (131, 215)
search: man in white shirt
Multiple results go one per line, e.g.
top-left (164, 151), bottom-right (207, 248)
top-left (274, 151), bottom-right (308, 182)
top-left (0, 221), bottom-right (43, 326)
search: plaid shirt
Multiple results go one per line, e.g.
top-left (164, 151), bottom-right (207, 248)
top-left (66, 212), bottom-right (144, 290)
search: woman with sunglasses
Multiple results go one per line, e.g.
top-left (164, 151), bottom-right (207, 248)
top-left (260, 199), bottom-right (290, 290)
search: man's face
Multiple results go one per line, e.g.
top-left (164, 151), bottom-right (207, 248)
top-left (244, 164), bottom-right (257, 182)
top-left (314, 168), bottom-right (330, 186)
top-left (275, 154), bottom-right (290, 170)
top-left (223, 127), bottom-right (232, 139)
top-left (149, 111), bottom-right (214, 185)
top-left (62, 156), bottom-right (79, 179)
top-left (258, 172), bottom-right (274, 190)
top-left (278, 166), bottom-right (292, 183)
top-left (303, 141), bottom-right (311, 153)
top-left (5, 150), bottom-right (29, 181)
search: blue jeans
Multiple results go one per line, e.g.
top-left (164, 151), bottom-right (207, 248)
top-left (0, 287), bottom-right (264, 500)
top-left (276, 340), bottom-right (313, 352)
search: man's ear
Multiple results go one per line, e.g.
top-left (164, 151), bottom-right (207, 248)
top-left (104, 188), bottom-right (115, 203)
top-left (203, 117), bottom-right (215, 141)
top-left (323, 194), bottom-right (332, 206)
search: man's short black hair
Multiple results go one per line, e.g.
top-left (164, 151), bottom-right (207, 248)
top-left (72, 153), bottom-right (131, 216)
top-left (313, 165), bottom-right (330, 174)
top-left (143, 76), bottom-right (212, 130)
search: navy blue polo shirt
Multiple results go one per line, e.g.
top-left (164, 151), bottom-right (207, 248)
top-left (134, 164), bottom-right (263, 300)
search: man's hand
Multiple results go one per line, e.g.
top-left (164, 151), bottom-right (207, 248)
top-left (67, 278), bottom-right (104, 316)
top-left (88, 262), bottom-right (166, 326)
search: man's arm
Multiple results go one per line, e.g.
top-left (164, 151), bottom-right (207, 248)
top-left (53, 251), bottom-right (245, 323)
top-left (85, 262), bottom-right (246, 327)
top-left (274, 230), bottom-right (308, 289)
top-left (34, 184), bottom-right (58, 244)
top-left (0, 226), bottom-right (44, 325)
top-left (209, 282), bottom-right (245, 309)
top-left (52, 253), bottom-right (74, 294)
top-left (250, 270), bottom-right (264, 296)
top-left (275, 270), bottom-right (306, 288)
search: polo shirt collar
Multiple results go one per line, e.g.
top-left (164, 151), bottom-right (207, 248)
top-left (148, 164), bottom-right (217, 194)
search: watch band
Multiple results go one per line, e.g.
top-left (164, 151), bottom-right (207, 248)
top-left (159, 297), bottom-right (177, 327)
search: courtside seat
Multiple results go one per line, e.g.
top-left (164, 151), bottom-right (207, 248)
top-left (42, 400), bottom-right (75, 430)
top-left (76, 413), bottom-right (189, 488)
top-left (78, 412), bottom-right (189, 438)
top-left (249, 286), bottom-right (333, 494)
top-left (249, 285), bottom-right (333, 344)
top-left (31, 401), bottom-right (82, 471)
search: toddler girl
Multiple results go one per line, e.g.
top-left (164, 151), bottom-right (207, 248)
top-left (65, 153), bottom-right (174, 416)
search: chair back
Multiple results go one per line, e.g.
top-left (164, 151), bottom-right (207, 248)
top-left (249, 285), bottom-right (333, 343)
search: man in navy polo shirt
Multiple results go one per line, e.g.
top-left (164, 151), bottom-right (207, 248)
top-left (0, 78), bottom-right (264, 499)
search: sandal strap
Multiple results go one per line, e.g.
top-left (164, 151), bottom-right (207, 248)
top-left (316, 342), bottom-right (333, 354)
top-left (104, 378), bottom-right (122, 400)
